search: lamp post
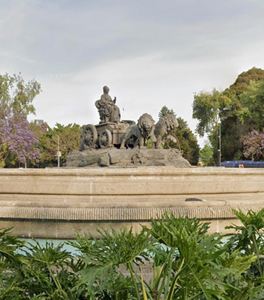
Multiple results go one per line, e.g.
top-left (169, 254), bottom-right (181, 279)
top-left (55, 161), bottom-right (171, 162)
top-left (57, 135), bottom-right (61, 168)
top-left (217, 107), bottom-right (230, 166)
top-left (218, 118), bottom-right (221, 166)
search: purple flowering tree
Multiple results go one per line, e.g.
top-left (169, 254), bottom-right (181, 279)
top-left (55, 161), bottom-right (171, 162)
top-left (0, 114), bottom-right (40, 167)
top-left (242, 130), bottom-right (264, 161)
top-left (0, 74), bottom-right (41, 167)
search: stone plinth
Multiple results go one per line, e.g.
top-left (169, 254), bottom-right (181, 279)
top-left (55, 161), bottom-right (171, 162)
top-left (0, 167), bottom-right (264, 238)
top-left (66, 148), bottom-right (191, 168)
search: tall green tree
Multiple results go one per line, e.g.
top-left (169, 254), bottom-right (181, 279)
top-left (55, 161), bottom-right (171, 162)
top-left (192, 89), bottom-right (232, 137)
top-left (221, 68), bottom-right (264, 161)
top-left (238, 80), bottom-right (264, 127)
top-left (228, 67), bottom-right (264, 97)
top-left (174, 117), bottom-right (199, 165)
top-left (192, 67), bottom-right (264, 162)
top-left (0, 73), bottom-right (41, 116)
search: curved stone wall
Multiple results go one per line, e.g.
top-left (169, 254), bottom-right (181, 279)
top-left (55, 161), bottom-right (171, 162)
top-left (0, 167), bottom-right (263, 238)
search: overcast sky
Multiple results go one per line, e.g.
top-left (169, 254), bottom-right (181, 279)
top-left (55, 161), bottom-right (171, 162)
top-left (1, 0), bottom-right (264, 146)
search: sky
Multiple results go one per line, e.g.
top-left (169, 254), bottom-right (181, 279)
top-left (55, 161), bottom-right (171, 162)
top-left (1, 0), bottom-right (264, 147)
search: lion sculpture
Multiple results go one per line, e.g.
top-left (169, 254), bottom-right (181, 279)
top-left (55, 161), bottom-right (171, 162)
top-left (120, 113), bottom-right (156, 149)
top-left (154, 113), bottom-right (179, 149)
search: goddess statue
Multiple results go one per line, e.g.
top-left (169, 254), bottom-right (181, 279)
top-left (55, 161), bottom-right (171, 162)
top-left (95, 86), bottom-right (121, 123)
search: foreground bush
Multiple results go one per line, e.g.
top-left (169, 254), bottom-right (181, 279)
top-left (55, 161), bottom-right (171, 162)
top-left (1, 210), bottom-right (264, 299)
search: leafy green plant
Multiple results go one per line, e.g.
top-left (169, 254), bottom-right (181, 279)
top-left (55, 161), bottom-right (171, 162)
top-left (0, 228), bottom-right (27, 299)
top-left (2, 210), bottom-right (264, 299)
top-left (226, 208), bottom-right (264, 277)
top-left (146, 213), bottom-right (223, 299)
top-left (146, 213), bottom-right (260, 300)
top-left (70, 227), bottom-right (153, 299)
top-left (21, 240), bottom-right (79, 299)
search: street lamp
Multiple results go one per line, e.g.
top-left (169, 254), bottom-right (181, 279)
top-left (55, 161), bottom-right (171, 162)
top-left (218, 118), bottom-right (221, 166)
top-left (57, 135), bottom-right (61, 168)
top-left (217, 107), bottom-right (231, 166)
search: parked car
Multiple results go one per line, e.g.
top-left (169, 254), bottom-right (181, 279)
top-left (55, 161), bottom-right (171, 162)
top-left (219, 160), bottom-right (264, 168)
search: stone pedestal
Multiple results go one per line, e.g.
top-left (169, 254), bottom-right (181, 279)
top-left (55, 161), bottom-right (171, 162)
top-left (0, 167), bottom-right (264, 238)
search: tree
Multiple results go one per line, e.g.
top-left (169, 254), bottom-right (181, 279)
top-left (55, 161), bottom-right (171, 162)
top-left (50, 123), bottom-right (81, 165)
top-left (0, 74), bottom-right (41, 167)
top-left (192, 89), bottom-right (232, 137)
top-left (242, 130), bottom-right (264, 161)
top-left (238, 80), bottom-right (264, 127)
top-left (31, 123), bottom-right (81, 167)
top-left (0, 73), bottom-right (41, 116)
top-left (199, 144), bottom-right (214, 166)
top-left (0, 115), bottom-right (40, 167)
top-left (158, 105), bottom-right (175, 118)
top-left (221, 68), bottom-right (264, 161)
top-left (228, 67), bottom-right (264, 97)
top-left (174, 117), bottom-right (200, 165)
top-left (192, 68), bottom-right (264, 162)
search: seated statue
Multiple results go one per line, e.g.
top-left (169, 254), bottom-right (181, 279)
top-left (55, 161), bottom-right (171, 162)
top-left (95, 86), bottom-right (121, 123)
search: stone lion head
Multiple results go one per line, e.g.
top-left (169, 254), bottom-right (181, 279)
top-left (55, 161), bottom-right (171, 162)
top-left (138, 113), bottom-right (155, 137)
top-left (163, 113), bottom-right (178, 130)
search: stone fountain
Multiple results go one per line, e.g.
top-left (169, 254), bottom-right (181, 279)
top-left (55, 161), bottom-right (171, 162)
top-left (0, 86), bottom-right (263, 238)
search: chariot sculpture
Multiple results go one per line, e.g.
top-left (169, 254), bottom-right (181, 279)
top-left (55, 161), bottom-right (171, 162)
top-left (80, 86), bottom-right (135, 150)
top-left (80, 86), bottom-right (178, 150)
